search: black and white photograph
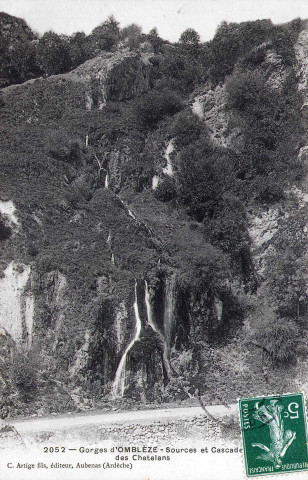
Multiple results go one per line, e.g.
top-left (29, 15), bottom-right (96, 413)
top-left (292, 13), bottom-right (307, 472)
top-left (1, 0), bottom-right (308, 478)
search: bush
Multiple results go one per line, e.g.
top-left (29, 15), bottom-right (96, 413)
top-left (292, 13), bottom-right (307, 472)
top-left (11, 352), bottom-right (38, 400)
top-left (248, 305), bottom-right (299, 364)
top-left (0, 217), bottom-right (11, 240)
top-left (170, 110), bottom-right (204, 148)
top-left (153, 175), bottom-right (176, 202)
top-left (226, 71), bottom-right (268, 112)
top-left (133, 89), bottom-right (183, 128)
top-left (36, 32), bottom-right (72, 76)
top-left (254, 177), bottom-right (285, 203)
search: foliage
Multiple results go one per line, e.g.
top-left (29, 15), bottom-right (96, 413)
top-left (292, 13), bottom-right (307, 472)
top-left (248, 311), bottom-right (299, 364)
top-left (7, 41), bottom-right (41, 84)
top-left (11, 351), bottom-right (38, 400)
top-left (121, 24), bottom-right (143, 50)
top-left (170, 109), bottom-right (205, 148)
top-left (133, 89), bottom-right (183, 128)
top-left (0, 216), bottom-right (11, 240)
top-left (207, 19), bottom-right (301, 84)
top-left (153, 175), bottom-right (176, 202)
top-left (203, 194), bottom-right (251, 270)
top-left (146, 28), bottom-right (164, 53)
top-left (175, 138), bottom-right (234, 222)
top-left (1, 12), bottom-right (307, 411)
top-left (36, 32), bottom-right (72, 75)
top-left (226, 70), bottom-right (269, 112)
top-left (226, 69), bottom-right (302, 202)
top-left (179, 28), bottom-right (201, 58)
top-left (262, 217), bottom-right (308, 320)
top-left (88, 15), bottom-right (120, 54)
top-left (69, 32), bottom-right (89, 68)
top-left (179, 28), bottom-right (200, 46)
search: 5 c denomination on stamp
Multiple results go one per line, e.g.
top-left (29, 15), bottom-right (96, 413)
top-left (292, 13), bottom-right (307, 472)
top-left (239, 393), bottom-right (308, 477)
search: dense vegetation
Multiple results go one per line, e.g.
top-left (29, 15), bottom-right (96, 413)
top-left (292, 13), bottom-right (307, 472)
top-left (1, 11), bottom-right (308, 411)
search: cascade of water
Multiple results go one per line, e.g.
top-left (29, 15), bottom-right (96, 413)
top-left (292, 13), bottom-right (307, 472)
top-left (164, 274), bottom-right (176, 352)
top-left (163, 140), bottom-right (174, 176)
top-left (85, 135), bottom-right (89, 147)
top-left (145, 280), bottom-right (158, 333)
top-left (105, 172), bottom-right (109, 189)
top-left (111, 253), bottom-right (115, 265)
top-left (128, 209), bottom-right (136, 220)
top-left (152, 175), bottom-right (159, 190)
top-left (145, 280), bottom-right (173, 378)
top-left (112, 281), bottom-right (142, 398)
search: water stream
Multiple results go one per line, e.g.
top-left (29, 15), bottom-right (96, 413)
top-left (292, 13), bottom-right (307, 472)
top-left (112, 281), bottom-right (142, 398)
top-left (162, 140), bottom-right (174, 176)
top-left (164, 274), bottom-right (176, 355)
top-left (145, 280), bottom-right (173, 378)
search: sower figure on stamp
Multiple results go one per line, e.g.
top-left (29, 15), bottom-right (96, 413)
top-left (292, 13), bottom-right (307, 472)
top-left (252, 399), bottom-right (296, 469)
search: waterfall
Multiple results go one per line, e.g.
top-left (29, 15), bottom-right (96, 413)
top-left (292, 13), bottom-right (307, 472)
top-left (145, 280), bottom-right (173, 378)
top-left (164, 274), bottom-right (176, 352)
top-left (111, 253), bottom-right (115, 265)
top-left (145, 280), bottom-right (158, 333)
top-left (105, 172), bottom-right (109, 189)
top-left (112, 281), bottom-right (142, 398)
top-left (128, 209), bottom-right (136, 220)
top-left (85, 135), bottom-right (89, 147)
top-left (152, 175), bottom-right (159, 190)
top-left (163, 140), bottom-right (174, 176)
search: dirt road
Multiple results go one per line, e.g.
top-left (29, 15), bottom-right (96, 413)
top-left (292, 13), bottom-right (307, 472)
top-left (9, 403), bottom-right (238, 434)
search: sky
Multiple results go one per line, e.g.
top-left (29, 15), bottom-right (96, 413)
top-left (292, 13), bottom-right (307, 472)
top-left (1, 0), bottom-right (308, 42)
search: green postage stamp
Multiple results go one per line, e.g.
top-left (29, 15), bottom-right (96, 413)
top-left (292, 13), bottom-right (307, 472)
top-left (239, 393), bottom-right (308, 477)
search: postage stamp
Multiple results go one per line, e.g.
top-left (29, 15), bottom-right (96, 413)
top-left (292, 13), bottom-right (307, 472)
top-left (239, 393), bottom-right (308, 477)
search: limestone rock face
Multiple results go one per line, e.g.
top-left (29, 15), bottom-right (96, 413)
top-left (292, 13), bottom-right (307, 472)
top-left (191, 84), bottom-right (240, 148)
top-left (3, 49), bottom-right (154, 111)
top-left (295, 22), bottom-right (308, 93)
top-left (68, 50), bottom-right (153, 108)
top-left (0, 262), bottom-right (33, 346)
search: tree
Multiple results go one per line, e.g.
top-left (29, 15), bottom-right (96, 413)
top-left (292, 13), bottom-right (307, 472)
top-left (89, 15), bottom-right (120, 54)
top-left (69, 32), bottom-right (89, 68)
top-left (133, 89), bottom-right (183, 128)
top-left (8, 41), bottom-right (41, 84)
top-left (147, 27), bottom-right (164, 53)
top-left (36, 32), bottom-right (71, 75)
top-left (121, 23), bottom-right (143, 50)
top-left (170, 110), bottom-right (204, 148)
top-left (179, 28), bottom-right (200, 46)
top-left (179, 28), bottom-right (201, 58)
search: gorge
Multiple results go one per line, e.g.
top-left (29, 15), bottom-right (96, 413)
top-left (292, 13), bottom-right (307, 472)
top-left (0, 13), bottom-right (308, 416)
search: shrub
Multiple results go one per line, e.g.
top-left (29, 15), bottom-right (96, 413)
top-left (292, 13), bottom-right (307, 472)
top-left (226, 71), bottom-right (268, 112)
top-left (153, 175), bottom-right (176, 202)
top-left (0, 217), bottom-right (11, 240)
top-left (88, 15), bottom-right (120, 53)
top-left (36, 32), bottom-right (72, 76)
top-left (170, 110), bottom-right (204, 148)
top-left (11, 352), bottom-right (38, 400)
top-left (254, 177), bottom-right (285, 203)
top-left (120, 24), bottom-right (143, 50)
top-left (133, 89), bottom-right (183, 128)
top-left (255, 318), bottom-right (298, 364)
top-left (248, 304), bottom-right (299, 364)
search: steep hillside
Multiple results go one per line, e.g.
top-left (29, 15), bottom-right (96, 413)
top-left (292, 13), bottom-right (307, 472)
top-left (0, 15), bottom-right (308, 416)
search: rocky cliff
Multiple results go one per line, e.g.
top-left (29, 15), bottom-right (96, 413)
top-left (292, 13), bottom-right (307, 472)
top-left (1, 16), bottom-right (308, 415)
